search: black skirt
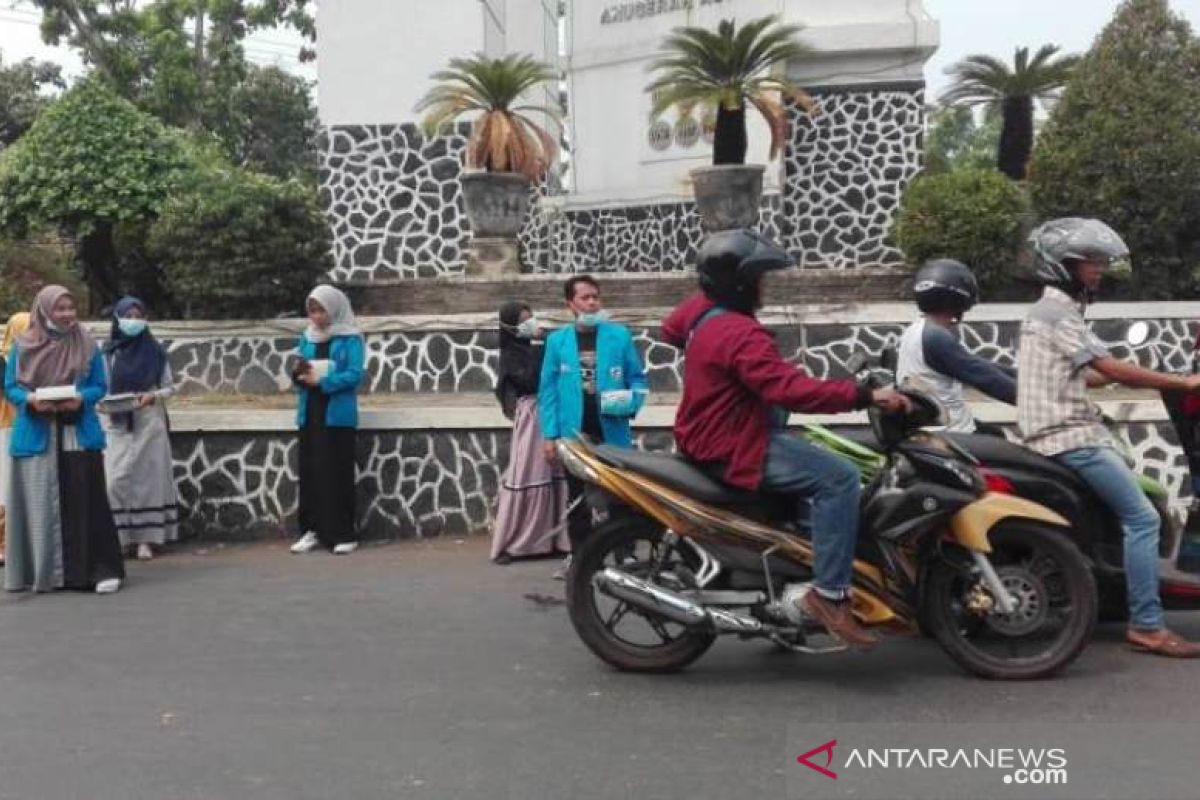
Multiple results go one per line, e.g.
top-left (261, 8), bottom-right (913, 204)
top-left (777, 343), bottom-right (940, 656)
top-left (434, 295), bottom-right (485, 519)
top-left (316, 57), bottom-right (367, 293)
top-left (59, 447), bottom-right (126, 589)
top-left (297, 378), bottom-right (357, 548)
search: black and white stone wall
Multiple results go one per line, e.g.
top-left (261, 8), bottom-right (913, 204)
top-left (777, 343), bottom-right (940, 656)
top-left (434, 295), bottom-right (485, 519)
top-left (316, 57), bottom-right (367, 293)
top-left (158, 317), bottom-right (1197, 396)
top-left (318, 88), bottom-right (923, 280)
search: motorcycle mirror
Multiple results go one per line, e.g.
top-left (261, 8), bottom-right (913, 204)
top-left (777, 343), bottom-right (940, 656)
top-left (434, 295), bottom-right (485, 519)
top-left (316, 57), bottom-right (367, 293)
top-left (1126, 321), bottom-right (1150, 347)
top-left (845, 352), bottom-right (869, 374)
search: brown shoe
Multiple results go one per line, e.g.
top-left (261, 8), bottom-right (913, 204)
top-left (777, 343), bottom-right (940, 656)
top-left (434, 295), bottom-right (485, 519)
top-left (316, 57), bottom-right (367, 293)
top-left (1127, 628), bottom-right (1200, 658)
top-left (802, 591), bottom-right (879, 650)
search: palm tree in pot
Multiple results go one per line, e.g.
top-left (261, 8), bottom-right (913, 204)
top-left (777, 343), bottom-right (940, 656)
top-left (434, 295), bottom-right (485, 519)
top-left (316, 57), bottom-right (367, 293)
top-left (646, 15), bottom-right (813, 231)
top-left (941, 45), bottom-right (1079, 180)
top-left (415, 53), bottom-right (561, 275)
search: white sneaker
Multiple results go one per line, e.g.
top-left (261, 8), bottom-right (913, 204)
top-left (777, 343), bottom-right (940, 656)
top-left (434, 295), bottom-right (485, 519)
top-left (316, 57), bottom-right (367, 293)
top-left (290, 531), bottom-right (321, 554)
top-left (332, 541), bottom-right (359, 555)
top-left (95, 578), bottom-right (122, 594)
top-left (136, 544), bottom-right (154, 561)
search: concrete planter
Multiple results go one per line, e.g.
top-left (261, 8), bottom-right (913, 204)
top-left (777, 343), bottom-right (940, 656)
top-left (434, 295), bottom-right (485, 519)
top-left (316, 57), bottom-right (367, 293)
top-left (690, 164), bottom-right (765, 232)
top-left (460, 171), bottom-right (530, 276)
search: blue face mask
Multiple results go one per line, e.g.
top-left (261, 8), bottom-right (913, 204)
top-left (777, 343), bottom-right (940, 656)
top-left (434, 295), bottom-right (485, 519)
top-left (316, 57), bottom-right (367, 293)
top-left (576, 310), bottom-right (609, 328)
top-left (118, 317), bottom-right (148, 337)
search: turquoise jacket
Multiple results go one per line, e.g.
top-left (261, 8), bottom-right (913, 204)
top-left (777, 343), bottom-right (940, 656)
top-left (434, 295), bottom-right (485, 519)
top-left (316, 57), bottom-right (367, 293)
top-left (538, 321), bottom-right (648, 448)
top-left (4, 345), bottom-right (108, 457)
top-left (294, 334), bottom-right (366, 429)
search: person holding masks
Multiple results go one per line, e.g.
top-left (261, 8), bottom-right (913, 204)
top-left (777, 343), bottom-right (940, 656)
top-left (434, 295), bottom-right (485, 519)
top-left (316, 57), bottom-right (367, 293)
top-left (0, 312), bottom-right (31, 566)
top-left (289, 286), bottom-right (365, 556)
top-left (4, 286), bottom-right (124, 594)
top-left (539, 275), bottom-right (648, 575)
top-left (491, 301), bottom-right (569, 563)
top-left (100, 297), bottom-right (178, 561)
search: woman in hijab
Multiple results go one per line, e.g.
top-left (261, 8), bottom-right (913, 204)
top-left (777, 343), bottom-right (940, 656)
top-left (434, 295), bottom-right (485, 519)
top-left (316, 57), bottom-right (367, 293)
top-left (0, 312), bottom-right (32, 565)
top-left (100, 297), bottom-right (178, 561)
top-left (4, 286), bottom-right (124, 594)
top-left (289, 285), bottom-right (365, 555)
top-left (490, 301), bottom-right (568, 563)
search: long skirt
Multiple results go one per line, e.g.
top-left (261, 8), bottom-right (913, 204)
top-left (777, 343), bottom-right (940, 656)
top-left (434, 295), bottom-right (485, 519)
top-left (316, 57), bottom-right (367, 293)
top-left (491, 396), bottom-right (569, 560)
top-left (297, 420), bottom-right (357, 548)
top-left (5, 423), bottom-right (125, 592)
top-left (103, 405), bottom-right (180, 546)
top-left (0, 427), bottom-right (9, 558)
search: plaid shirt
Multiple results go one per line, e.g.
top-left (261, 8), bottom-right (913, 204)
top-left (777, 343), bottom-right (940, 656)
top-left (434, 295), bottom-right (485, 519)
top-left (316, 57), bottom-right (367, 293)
top-left (1017, 287), bottom-right (1112, 456)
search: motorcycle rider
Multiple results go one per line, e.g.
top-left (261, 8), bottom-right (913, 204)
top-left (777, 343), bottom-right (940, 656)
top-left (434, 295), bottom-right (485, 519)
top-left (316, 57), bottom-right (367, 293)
top-left (1019, 217), bottom-right (1200, 658)
top-left (896, 259), bottom-right (1016, 434)
top-left (662, 229), bottom-right (911, 650)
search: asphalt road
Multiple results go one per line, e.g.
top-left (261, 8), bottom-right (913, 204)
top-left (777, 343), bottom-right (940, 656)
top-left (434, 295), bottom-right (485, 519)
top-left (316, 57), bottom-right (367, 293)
top-left (1, 536), bottom-right (1198, 800)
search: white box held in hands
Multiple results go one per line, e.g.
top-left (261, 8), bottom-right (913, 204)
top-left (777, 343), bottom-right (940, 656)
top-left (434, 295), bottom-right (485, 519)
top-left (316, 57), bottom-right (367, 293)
top-left (34, 385), bottom-right (79, 402)
top-left (98, 393), bottom-right (139, 414)
top-left (307, 359), bottom-right (332, 380)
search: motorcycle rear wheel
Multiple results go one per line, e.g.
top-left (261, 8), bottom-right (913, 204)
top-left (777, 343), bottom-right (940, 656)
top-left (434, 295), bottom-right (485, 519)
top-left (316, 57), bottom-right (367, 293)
top-left (923, 522), bottom-right (1097, 680)
top-left (567, 517), bottom-right (717, 673)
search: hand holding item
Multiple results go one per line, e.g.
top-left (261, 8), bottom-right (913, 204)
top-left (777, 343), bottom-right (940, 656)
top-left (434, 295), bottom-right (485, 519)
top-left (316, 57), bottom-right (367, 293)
top-left (136, 393), bottom-right (155, 408)
top-left (55, 397), bottom-right (82, 413)
top-left (543, 440), bottom-right (558, 464)
top-left (872, 388), bottom-right (913, 415)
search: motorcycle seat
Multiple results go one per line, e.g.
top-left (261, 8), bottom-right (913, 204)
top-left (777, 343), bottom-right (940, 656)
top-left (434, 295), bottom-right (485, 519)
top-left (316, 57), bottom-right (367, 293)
top-left (945, 433), bottom-right (1082, 486)
top-left (590, 444), bottom-right (760, 506)
top-left (835, 427), bottom-right (883, 453)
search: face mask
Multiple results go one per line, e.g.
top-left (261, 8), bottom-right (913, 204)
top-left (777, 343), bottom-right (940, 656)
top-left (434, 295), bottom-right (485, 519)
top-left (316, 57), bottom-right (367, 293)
top-left (575, 310), bottom-right (609, 328)
top-left (516, 318), bottom-right (541, 339)
top-left (118, 318), bottom-right (148, 337)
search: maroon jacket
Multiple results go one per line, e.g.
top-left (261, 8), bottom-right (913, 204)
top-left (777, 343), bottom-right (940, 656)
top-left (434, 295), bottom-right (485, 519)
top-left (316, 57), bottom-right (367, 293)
top-left (662, 293), bottom-right (871, 490)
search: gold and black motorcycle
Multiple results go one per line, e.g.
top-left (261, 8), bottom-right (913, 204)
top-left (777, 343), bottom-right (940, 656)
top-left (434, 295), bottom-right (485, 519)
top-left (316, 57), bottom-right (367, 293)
top-left (559, 390), bottom-right (1098, 680)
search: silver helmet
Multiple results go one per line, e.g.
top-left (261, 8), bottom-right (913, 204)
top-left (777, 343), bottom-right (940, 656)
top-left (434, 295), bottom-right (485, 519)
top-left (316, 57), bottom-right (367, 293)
top-left (1028, 217), bottom-right (1131, 285)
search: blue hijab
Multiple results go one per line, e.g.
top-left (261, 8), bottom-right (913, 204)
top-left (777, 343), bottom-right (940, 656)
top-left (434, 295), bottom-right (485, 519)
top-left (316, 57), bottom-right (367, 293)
top-left (105, 296), bottom-right (167, 394)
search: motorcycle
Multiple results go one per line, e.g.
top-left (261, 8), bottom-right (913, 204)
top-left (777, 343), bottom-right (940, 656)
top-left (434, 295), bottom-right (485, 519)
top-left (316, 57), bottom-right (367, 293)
top-left (558, 388), bottom-right (1098, 680)
top-left (803, 329), bottom-right (1200, 620)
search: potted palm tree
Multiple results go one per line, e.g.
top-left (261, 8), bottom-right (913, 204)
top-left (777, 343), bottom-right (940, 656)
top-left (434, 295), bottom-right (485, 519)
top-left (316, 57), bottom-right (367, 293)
top-left (646, 15), bottom-right (814, 232)
top-left (941, 45), bottom-right (1079, 180)
top-left (415, 53), bottom-right (561, 274)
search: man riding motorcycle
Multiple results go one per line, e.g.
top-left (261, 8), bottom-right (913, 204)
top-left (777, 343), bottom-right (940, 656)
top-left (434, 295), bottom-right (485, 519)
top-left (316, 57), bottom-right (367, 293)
top-left (661, 229), bottom-right (911, 649)
top-left (896, 258), bottom-right (1016, 434)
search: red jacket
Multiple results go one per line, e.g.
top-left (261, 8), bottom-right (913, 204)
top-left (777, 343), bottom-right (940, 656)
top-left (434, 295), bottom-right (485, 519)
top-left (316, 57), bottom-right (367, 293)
top-left (662, 293), bottom-right (870, 490)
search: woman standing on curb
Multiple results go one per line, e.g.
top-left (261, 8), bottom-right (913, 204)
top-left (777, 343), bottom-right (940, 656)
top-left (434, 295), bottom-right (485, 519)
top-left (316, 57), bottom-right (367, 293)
top-left (290, 285), bottom-right (365, 556)
top-left (0, 312), bottom-right (31, 567)
top-left (101, 297), bottom-right (179, 561)
top-left (4, 286), bottom-right (124, 594)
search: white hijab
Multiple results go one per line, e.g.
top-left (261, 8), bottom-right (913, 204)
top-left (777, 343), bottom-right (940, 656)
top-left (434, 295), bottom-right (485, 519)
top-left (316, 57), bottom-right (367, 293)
top-left (304, 285), bottom-right (360, 343)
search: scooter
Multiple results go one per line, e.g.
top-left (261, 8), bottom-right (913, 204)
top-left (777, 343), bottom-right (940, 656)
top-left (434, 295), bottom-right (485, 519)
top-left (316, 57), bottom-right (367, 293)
top-left (559, 388), bottom-right (1097, 680)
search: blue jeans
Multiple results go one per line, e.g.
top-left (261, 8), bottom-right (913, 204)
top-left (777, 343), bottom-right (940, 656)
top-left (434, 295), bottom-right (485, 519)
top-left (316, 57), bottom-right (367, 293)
top-left (759, 432), bottom-right (862, 599)
top-left (1056, 446), bottom-right (1164, 630)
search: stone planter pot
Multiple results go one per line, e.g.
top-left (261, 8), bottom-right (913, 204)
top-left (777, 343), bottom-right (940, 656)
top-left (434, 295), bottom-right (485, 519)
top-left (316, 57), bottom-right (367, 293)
top-left (690, 164), bottom-right (765, 232)
top-left (460, 171), bottom-right (530, 238)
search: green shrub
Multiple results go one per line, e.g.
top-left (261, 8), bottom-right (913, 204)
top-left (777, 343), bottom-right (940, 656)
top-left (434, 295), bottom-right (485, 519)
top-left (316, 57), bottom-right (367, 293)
top-left (149, 168), bottom-right (333, 319)
top-left (0, 235), bottom-right (82, 318)
top-left (892, 168), bottom-right (1031, 294)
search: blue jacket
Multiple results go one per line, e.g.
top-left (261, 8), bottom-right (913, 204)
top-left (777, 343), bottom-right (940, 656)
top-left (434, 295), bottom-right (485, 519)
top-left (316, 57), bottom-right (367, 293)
top-left (295, 334), bottom-right (366, 429)
top-left (4, 345), bottom-right (108, 457)
top-left (538, 321), bottom-right (648, 448)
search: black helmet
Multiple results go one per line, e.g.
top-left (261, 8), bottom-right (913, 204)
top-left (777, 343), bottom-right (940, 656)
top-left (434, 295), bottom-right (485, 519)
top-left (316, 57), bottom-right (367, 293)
top-left (913, 258), bottom-right (979, 315)
top-left (696, 229), bottom-right (794, 313)
top-left (1029, 217), bottom-right (1131, 286)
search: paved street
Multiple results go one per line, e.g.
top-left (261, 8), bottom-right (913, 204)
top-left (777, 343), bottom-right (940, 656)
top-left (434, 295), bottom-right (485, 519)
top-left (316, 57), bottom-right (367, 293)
top-left (2, 536), bottom-right (1199, 800)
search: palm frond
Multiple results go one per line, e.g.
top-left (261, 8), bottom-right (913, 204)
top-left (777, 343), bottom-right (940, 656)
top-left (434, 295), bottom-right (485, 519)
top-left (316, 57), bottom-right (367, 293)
top-left (941, 44), bottom-right (1079, 107)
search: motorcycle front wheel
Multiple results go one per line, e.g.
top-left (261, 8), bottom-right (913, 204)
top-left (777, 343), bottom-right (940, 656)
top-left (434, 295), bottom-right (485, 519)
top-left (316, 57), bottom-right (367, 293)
top-left (923, 522), bottom-right (1097, 680)
top-left (567, 517), bottom-right (717, 673)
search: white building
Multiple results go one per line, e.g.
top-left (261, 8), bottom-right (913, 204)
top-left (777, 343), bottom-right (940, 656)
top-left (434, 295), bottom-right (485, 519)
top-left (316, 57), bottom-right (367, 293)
top-left (317, 0), bottom-right (938, 281)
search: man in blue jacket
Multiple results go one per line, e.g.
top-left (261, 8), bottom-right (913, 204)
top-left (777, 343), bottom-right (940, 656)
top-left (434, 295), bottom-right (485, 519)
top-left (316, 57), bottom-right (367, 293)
top-left (539, 275), bottom-right (648, 564)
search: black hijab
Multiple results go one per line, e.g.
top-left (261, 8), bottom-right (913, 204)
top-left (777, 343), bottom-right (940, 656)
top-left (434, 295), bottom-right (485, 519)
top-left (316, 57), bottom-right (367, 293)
top-left (494, 301), bottom-right (542, 420)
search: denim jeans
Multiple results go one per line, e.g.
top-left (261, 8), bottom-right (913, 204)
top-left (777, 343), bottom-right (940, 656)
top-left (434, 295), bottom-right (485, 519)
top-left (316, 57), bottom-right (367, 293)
top-left (759, 432), bottom-right (862, 599)
top-left (1056, 446), bottom-right (1164, 630)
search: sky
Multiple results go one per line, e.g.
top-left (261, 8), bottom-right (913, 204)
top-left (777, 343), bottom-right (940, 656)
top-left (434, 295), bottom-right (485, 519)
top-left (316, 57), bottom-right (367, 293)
top-left (1, 1), bottom-right (1199, 101)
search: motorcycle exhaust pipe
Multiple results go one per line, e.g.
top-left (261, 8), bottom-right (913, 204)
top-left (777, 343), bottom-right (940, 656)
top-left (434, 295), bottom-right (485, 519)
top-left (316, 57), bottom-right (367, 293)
top-left (593, 567), bottom-right (763, 634)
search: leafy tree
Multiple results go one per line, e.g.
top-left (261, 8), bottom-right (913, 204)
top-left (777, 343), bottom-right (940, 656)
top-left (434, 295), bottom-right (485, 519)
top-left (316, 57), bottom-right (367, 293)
top-left (0, 78), bottom-right (192, 308)
top-left (645, 15), bottom-right (813, 165)
top-left (942, 45), bottom-right (1079, 179)
top-left (0, 51), bottom-right (64, 147)
top-left (1028, 0), bottom-right (1200, 299)
top-left (892, 168), bottom-right (1032, 295)
top-left (923, 105), bottom-right (1001, 175)
top-left (220, 65), bottom-right (319, 180)
top-left (149, 168), bottom-right (333, 318)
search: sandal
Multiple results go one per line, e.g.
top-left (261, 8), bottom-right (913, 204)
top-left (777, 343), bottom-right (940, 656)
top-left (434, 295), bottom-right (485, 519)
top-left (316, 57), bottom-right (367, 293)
top-left (1126, 628), bottom-right (1200, 658)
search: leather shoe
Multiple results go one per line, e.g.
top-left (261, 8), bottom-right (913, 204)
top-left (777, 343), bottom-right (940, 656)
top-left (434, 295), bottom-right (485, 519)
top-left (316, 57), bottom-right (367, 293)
top-left (1127, 628), bottom-right (1200, 658)
top-left (802, 591), bottom-right (879, 650)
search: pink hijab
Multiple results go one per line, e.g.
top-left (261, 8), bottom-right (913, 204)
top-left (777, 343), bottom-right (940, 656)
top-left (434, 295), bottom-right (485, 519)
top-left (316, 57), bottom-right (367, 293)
top-left (16, 285), bottom-right (96, 388)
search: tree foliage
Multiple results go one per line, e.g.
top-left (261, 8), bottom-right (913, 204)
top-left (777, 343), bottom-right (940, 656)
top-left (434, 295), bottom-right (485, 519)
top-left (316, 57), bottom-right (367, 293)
top-left (923, 105), bottom-right (1001, 175)
top-left (0, 51), bottom-right (65, 148)
top-left (149, 168), bottom-right (333, 319)
top-left (893, 168), bottom-right (1032, 294)
top-left (1028, 0), bottom-right (1200, 298)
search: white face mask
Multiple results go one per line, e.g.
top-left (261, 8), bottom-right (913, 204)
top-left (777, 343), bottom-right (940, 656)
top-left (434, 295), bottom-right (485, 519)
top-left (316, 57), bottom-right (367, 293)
top-left (516, 317), bottom-right (541, 339)
top-left (575, 309), bottom-right (609, 328)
